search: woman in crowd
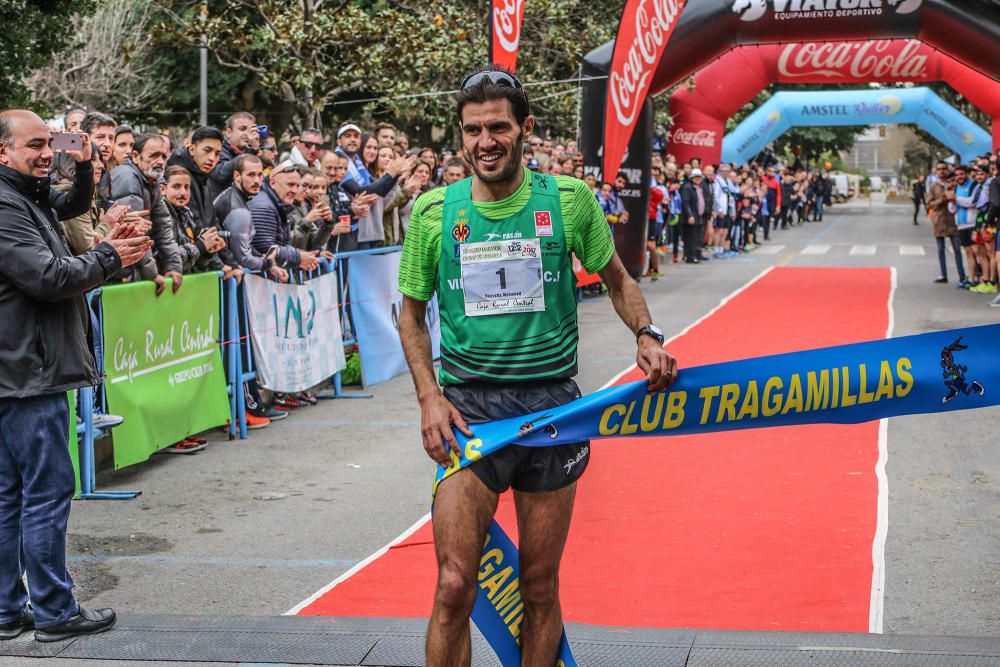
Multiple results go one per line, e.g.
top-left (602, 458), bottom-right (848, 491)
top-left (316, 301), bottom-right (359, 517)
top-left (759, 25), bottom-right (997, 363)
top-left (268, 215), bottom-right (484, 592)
top-left (109, 125), bottom-right (134, 171)
top-left (396, 159), bottom-right (433, 242)
top-left (360, 133), bottom-right (380, 174)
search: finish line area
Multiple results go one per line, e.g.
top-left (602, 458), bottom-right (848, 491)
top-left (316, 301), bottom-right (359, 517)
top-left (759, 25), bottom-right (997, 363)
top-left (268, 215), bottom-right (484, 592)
top-left (5, 203), bottom-right (998, 666)
top-left (291, 266), bottom-right (891, 632)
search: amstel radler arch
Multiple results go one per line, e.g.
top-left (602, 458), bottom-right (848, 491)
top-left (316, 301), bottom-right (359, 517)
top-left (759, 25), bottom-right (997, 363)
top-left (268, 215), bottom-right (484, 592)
top-left (579, 0), bottom-right (1000, 277)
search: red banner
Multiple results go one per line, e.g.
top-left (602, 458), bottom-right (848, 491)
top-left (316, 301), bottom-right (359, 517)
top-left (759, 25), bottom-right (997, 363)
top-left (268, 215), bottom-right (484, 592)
top-left (602, 0), bottom-right (686, 183)
top-left (489, 0), bottom-right (525, 73)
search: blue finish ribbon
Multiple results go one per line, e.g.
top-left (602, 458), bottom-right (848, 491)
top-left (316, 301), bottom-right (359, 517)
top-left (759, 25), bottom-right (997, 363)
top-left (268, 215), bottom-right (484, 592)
top-left (431, 324), bottom-right (1000, 666)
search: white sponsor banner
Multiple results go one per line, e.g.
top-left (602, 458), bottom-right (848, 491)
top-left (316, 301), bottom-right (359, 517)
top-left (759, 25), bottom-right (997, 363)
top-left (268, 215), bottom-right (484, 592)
top-left (244, 272), bottom-right (346, 393)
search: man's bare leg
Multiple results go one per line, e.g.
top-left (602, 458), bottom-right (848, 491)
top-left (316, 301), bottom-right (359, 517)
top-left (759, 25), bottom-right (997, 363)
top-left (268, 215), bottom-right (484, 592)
top-left (427, 468), bottom-right (498, 667)
top-left (514, 482), bottom-right (577, 667)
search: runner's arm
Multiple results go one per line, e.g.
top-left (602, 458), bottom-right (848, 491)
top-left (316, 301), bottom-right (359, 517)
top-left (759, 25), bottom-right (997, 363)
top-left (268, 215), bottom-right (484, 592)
top-left (399, 296), bottom-right (472, 466)
top-left (598, 252), bottom-right (677, 393)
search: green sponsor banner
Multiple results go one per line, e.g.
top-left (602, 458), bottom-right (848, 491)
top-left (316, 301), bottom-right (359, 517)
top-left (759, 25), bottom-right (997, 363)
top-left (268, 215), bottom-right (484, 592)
top-left (102, 273), bottom-right (230, 468)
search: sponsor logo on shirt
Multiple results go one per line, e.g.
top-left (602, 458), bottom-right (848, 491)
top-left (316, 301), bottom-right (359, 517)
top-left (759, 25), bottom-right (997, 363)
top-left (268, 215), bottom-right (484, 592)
top-left (535, 210), bottom-right (553, 236)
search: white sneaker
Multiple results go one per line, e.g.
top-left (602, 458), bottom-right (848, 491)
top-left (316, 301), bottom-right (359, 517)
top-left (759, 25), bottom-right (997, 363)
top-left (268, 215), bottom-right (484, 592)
top-left (990, 294), bottom-right (1000, 308)
top-left (92, 413), bottom-right (124, 429)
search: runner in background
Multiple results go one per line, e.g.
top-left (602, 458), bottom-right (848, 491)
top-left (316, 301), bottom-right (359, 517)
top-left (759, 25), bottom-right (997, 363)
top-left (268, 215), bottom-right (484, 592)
top-left (396, 66), bottom-right (676, 667)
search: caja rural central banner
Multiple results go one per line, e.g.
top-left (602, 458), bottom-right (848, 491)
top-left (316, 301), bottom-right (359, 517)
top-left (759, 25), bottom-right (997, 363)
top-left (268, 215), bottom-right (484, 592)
top-left (433, 324), bottom-right (1000, 666)
top-left (244, 272), bottom-right (347, 393)
top-left (102, 273), bottom-right (230, 468)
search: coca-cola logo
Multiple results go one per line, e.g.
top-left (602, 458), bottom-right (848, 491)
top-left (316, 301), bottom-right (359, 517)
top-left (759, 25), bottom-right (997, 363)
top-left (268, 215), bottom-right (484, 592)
top-left (671, 128), bottom-right (717, 147)
top-left (492, 0), bottom-right (524, 54)
top-left (733, 0), bottom-right (923, 22)
top-left (778, 40), bottom-right (929, 79)
top-left (609, 0), bottom-right (683, 127)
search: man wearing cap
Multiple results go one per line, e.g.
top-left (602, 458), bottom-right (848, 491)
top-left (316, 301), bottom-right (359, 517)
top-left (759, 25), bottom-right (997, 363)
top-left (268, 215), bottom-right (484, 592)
top-left (335, 121), bottom-right (415, 248)
top-left (680, 168), bottom-right (713, 264)
top-left (397, 66), bottom-right (677, 667)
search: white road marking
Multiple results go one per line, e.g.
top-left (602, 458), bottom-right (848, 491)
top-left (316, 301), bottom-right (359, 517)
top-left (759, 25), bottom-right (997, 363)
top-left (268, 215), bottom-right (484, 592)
top-left (801, 245), bottom-right (831, 255)
top-left (850, 245), bottom-right (877, 255)
top-left (286, 267), bottom-right (780, 616)
top-left (899, 245), bottom-right (925, 256)
top-left (755, 244), bottom-right (786, 255)
top-left (870, 267), bottom-right (896, 634)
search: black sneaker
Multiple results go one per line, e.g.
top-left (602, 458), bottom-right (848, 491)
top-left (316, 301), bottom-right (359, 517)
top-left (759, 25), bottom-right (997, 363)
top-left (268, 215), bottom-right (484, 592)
top-left (933, 276), bottom-right (947, 284)
top-left (0, 610), bottom-right (34, 640)
top-left (34, 607), bottom-right (115, 643)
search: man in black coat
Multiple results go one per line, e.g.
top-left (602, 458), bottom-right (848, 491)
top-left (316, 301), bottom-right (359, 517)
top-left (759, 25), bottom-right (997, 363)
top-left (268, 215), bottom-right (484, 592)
top-left (680, 169), bottom-right (713, 263)
top-left (0, 110), bottom-right (150, 642)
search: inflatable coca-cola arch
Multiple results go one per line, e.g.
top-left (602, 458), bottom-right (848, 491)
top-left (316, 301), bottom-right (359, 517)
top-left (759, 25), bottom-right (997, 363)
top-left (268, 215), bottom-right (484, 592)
top-left (579, 0), bottom-right (1000, 277)
top-left (667, 39), bottom-right (1000, 165)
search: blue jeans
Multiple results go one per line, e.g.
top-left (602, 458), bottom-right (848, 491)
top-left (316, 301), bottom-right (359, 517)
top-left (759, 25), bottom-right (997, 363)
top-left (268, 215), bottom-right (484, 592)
top-left (0, 394), bottom-right (79, 628)
top-left (937, 235), bottom-right (966, 282)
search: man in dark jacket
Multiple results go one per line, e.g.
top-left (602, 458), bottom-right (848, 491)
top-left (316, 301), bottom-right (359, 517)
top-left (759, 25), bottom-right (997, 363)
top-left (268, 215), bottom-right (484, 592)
top-left (207, 112), bottom-right (259, 202)
top-left (680, 168), bottom-right (713, 263)
top-left (248, 161), bottom-right (319, 271)
top-left (166, 126), bottom-right (222, 230)
top-left (0, 110), bottom-right (150, 642)
top-left (109, 133), bottom-right (184, 294)
top-left (216, 154), bottom-right (286, 280)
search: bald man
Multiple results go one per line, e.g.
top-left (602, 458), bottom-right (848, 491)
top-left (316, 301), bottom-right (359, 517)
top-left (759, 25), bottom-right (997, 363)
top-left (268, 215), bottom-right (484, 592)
top-left (0, 110), bottom-right (150, 642)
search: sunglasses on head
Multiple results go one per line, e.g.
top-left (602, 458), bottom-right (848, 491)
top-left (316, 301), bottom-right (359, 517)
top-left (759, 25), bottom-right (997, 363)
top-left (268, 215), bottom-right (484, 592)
top-left (460, 70), bottom-right (524, 92)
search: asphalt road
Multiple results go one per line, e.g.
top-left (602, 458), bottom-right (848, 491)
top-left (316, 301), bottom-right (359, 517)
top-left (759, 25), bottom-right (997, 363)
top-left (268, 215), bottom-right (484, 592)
top-left (12, 196), bottom-right (995, 666)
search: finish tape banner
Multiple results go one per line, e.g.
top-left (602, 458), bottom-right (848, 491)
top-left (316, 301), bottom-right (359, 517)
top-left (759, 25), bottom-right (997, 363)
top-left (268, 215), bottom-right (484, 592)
top-left (432, 324), bottom-right (1000, 666)
top-left (102, 274), bottom-right (230, 469)
top-left (244, 271), bottom-right (347, 393)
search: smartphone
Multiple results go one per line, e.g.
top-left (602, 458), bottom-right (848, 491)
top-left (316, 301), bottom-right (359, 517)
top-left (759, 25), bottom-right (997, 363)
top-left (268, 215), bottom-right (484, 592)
top-left (51, 132), bottom-right (84, 152)
top-left (317, 194), bottom-right (331, 206)
top-left (256, 124), bottom-right (269, 139)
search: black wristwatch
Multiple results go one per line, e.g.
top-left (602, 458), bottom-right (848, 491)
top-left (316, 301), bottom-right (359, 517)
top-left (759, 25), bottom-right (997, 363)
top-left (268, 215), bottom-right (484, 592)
top-left (636, 324), bottom-right (665, 344)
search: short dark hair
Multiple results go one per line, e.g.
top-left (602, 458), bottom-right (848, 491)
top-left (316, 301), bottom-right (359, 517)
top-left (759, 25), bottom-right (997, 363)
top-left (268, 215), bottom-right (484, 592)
top-left (375, 122), bottom-right (396, 133)
top-left (164, 165), bottom-right (190, 182)
top-left (115, 125), bottom-right (134, 138)
top-left (190, 126), bottom-right (224, 145)
top-left (82, 112), bottom-right (116, 135)
top-left (232, 153), bottom-right (263, 174)
top-left (225, 111), bottom-right (255, 130)
top-left (444, 157), bottom-right (468, 172)
top-left (456, 65), bottom-right (530, 125)
top-left (133, 133), bottom-right (166, 155)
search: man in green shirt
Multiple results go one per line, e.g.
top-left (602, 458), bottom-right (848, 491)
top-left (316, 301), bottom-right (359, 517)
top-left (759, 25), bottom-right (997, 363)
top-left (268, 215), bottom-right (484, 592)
top-left (398, 67), bottom-right (677, 666)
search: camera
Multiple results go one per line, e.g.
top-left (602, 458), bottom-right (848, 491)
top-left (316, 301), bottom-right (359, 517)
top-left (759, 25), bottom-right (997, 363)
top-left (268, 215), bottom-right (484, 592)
top-left (256, 125), bottom-right (269, 139)
top-left (216, 230), bottom-right (231, 240)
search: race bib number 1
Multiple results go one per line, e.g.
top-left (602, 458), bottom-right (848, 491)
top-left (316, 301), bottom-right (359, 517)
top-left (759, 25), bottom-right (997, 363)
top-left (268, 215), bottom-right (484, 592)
top-left (460, 239), bottom-right (545, 316)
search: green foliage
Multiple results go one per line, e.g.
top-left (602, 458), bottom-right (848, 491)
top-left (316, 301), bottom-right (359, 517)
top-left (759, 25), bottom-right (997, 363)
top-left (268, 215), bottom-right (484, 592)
top-left (155, 0), bottom-right (623, 141)
top-left (0, 0), bottom-right (97, 110)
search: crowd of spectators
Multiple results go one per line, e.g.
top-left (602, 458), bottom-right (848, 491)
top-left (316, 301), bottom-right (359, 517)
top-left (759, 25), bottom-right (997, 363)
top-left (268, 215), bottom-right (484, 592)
top-left (922, 156), bottom-right (1000, 306)
top-left (47, 111), bottom-right (469, 444)
top-left (590, 153), bottom-right (834, 279)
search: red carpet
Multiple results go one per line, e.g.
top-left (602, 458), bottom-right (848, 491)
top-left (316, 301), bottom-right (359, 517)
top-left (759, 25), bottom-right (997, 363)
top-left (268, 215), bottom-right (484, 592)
top-left (296, 267), bottom-right (892, 632)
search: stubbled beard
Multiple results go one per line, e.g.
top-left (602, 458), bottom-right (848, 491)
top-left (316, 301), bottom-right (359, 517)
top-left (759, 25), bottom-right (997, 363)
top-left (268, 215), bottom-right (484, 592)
top-left (465, 131), bottom-right (524, 184)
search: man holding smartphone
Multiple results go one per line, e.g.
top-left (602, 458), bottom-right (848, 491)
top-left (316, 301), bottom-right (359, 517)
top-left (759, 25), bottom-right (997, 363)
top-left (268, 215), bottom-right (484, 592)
top-left (0, 109), bottom-right (152, 642)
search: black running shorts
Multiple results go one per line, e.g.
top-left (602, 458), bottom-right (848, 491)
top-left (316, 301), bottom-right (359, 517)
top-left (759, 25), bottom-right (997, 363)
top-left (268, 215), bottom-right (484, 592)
top-left (959, 228), bottom-right (974, 247)
top-left (443, 380), bottom-right (590, 494)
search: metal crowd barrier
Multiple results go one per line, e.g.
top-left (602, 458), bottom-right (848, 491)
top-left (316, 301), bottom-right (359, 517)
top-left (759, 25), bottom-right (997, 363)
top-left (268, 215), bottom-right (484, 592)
top-left (77, 245), bottom-right (409, 491)
top-left (228, 248), bottom-right (404, 439)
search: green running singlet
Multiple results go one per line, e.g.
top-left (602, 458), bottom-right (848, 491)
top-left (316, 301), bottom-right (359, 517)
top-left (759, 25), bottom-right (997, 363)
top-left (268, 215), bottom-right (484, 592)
top-left (398, 168), bottom-right (615, 386)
